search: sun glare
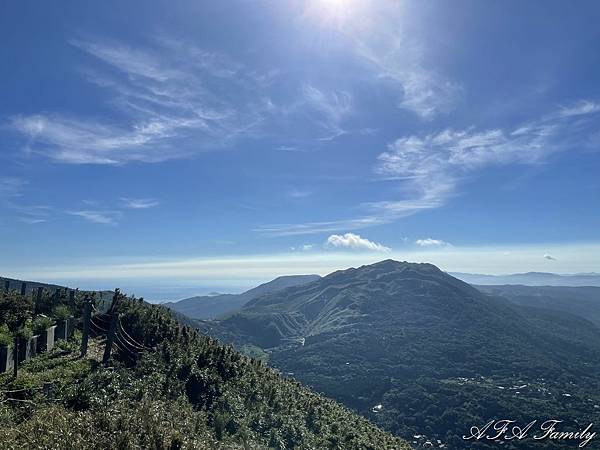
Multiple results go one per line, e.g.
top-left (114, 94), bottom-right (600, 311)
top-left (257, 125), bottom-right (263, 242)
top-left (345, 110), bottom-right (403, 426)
top-left (306, 0), bottom-right (362, 29)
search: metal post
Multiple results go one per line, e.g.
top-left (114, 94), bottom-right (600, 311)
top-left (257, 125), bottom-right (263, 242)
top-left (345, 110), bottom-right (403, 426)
top-left (102, 313), bottom-right (119, 366)
top-left (3, 280), bottom-right (9, 292)
top-left (80, 297), bottom-right (92, 357)
top-left (20, 282), bottom-right (26, 296)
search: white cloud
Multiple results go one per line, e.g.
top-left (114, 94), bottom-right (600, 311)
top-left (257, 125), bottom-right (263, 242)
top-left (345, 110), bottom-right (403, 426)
top-left (275, 145), bottom-right (303, 152)
top-left (72, 39), bottom-right (185, 82)
top-left (302, 85), bottom-right (352, 140)
top-left (257, 216), bottom-right (387, 237)
top-left (337, 1), bottom-right (461, 119)
top-left (290, 244), bottom-right (315, 252)
top-left (326, 233), bottom-right (390, 252)
top-left (0, 177), bottom-right (26, 198)
top-left (4, 243), bottom-right (599, 286)
top-left (372, 101), bottom-right (600, 218)
top-left (11, 114), bottom-right (191, 164)
top-left (121, 197), bottom-right (160, 209)
top-left (357, 39), bottom-right (461, 119)
top-left (69, 210), bottom-right (121, 225)
top-left (556, 100), bottom-right (600, 118)
top-left (288, 188), bottom-right (312, 199)
top-left (415, 238), bottom-right (450, 247)
top-left (15, 205), bottom-right (53, 225)
top-left (260, 100), bottom-right (600, 236)
top-left (544, 253), bottom-right (557, 261)
top-left (10, 37), bottom-right (273, 165)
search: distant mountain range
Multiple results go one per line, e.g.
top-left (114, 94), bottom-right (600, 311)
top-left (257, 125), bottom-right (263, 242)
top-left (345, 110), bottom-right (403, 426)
top-left (164, 274), bottom-right (321, 319)
top-left (477, 284), bottom-right (600, 326)
top-left (197, 260), bottom-right (600, 449)
top-left (452, 271), bottom-right (600, 286)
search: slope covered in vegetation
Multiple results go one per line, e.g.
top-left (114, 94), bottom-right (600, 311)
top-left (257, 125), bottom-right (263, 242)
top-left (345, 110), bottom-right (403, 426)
top-left (165, 275), bottom-right (321, 320)
top-left (199, 260), bottom-right (600, 449)
top-left (0, 290), bottom-right (409, 450)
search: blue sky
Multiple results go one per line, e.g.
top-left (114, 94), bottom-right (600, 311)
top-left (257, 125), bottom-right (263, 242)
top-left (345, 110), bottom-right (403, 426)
top-left (1, 1), bottom-right (599, 299)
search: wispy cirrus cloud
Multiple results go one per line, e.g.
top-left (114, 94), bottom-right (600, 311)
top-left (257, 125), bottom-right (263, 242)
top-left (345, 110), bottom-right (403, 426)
top-left (300, 0), bottom-right (459, 119)
top-left (416, 238), bottom-right (450, 247)
top-left (287, 188), bottom-right (312, 199)
top-left (356, 35), bottom-right (461, 120)
top-left (256, 216), bottom-right (387, 237)
top-left (15, 205), bottom-right (53, 225)
top-left (290, 244), bottom-right (314, 251)
top-left (258, 100), bottom-right (600, 236)
top-left (337, 1), bottom-right (461, 119)
top-left (302, 85), bottom-right (352, 140)
top-left (326, 232), bottom-right (391, 252)
top-left (0, 177), bottom-right (26, 199)
top-left (372, 100), bottom-right (600, 218)
top-left (9, 37), bottom-right (274, 165)
top-left (556, 100), bottom-right (600, 118)
top-left (69, 210), bottom-right (122, 225)
top-left (121, 197), bottom-right (160, 209)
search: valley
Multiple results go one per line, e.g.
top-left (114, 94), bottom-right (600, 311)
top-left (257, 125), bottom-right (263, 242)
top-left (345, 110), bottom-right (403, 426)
top-left (190, 260), bottom-right (600, 449)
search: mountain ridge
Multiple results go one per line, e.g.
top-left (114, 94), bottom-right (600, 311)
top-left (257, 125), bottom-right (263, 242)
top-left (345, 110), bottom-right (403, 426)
top-left (165, 274), bottom-right (321, 319)
top-left (198, 259), bottom-right (600, 449)
top-left (452, 271), bottom-right (600, 286)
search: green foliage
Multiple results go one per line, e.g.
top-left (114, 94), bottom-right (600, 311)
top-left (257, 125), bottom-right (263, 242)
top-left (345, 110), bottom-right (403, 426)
top-left (15, 319), bottom-right (33, 339)
top-left (0, 324), bottom-right (12, 346)
top-left (32, 315), bottom-right (55, 335)
top-left (239, 343), bottom-right (269, 362)
top-left (201, 260), bottom-right (600, 450)
top-left (478, 284), bottom-right (600, 326)
top-left (0, 291), bottom-right (33, 333)
top-left (0, 292), bottom-right (409, 450)
top-left (52, 304), bottom-right (71, 320)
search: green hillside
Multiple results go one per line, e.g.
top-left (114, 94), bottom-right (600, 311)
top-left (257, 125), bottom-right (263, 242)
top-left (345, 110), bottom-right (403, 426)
top-left (165, 275), bottom-right (321, 319)
top-left (0, 288), bottom-right (409, 450)
top-left (199, 260), bottom-right (600, 449)
top-left (477, 284), bottom-right (600, 326)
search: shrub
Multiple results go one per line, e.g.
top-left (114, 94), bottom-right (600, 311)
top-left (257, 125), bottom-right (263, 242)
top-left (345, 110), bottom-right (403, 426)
top-left (0, 324), bottom-right (12, 346)
top-left (0, 292), bottom-right (33, 332)
top-left (53, 305), bottom-right (71, 321)
top-left (32, 315), bottom-right (55, 335)
top-left (16, 319), bottom-right (33, 340)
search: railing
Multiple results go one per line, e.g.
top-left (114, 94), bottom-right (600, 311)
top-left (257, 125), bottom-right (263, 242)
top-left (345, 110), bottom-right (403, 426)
top-left (0, 285), bottom-right (150, 377)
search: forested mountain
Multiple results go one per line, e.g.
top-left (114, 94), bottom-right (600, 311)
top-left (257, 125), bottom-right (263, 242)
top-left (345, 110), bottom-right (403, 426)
top-left (0, 288), bottom-right (408, 449)
top-left (477, 285), bottom-right (600, 326)
top-left (452, 271), bottom-right (600, 286)
top-left (199, 260), bottom-right (600, 449)
top-left (165, 274), bottom-right (320, 319)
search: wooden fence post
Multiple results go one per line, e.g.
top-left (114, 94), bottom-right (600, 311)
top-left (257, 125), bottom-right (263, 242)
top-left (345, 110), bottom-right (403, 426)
top-left (20, 282), bottom-right (26, 296)
top-left (80, 297), bottom-right (92, 357)
top-left (12, 336), bottom-right (18, 378)
top-left (102, 313), bottom-right (119, 366)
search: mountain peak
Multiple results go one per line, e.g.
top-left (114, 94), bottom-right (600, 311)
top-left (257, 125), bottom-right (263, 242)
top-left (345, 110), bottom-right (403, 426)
top-left (368, 259), bottom-right (442, 271)
top-left (325, 259), bottom-right (445, 282)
